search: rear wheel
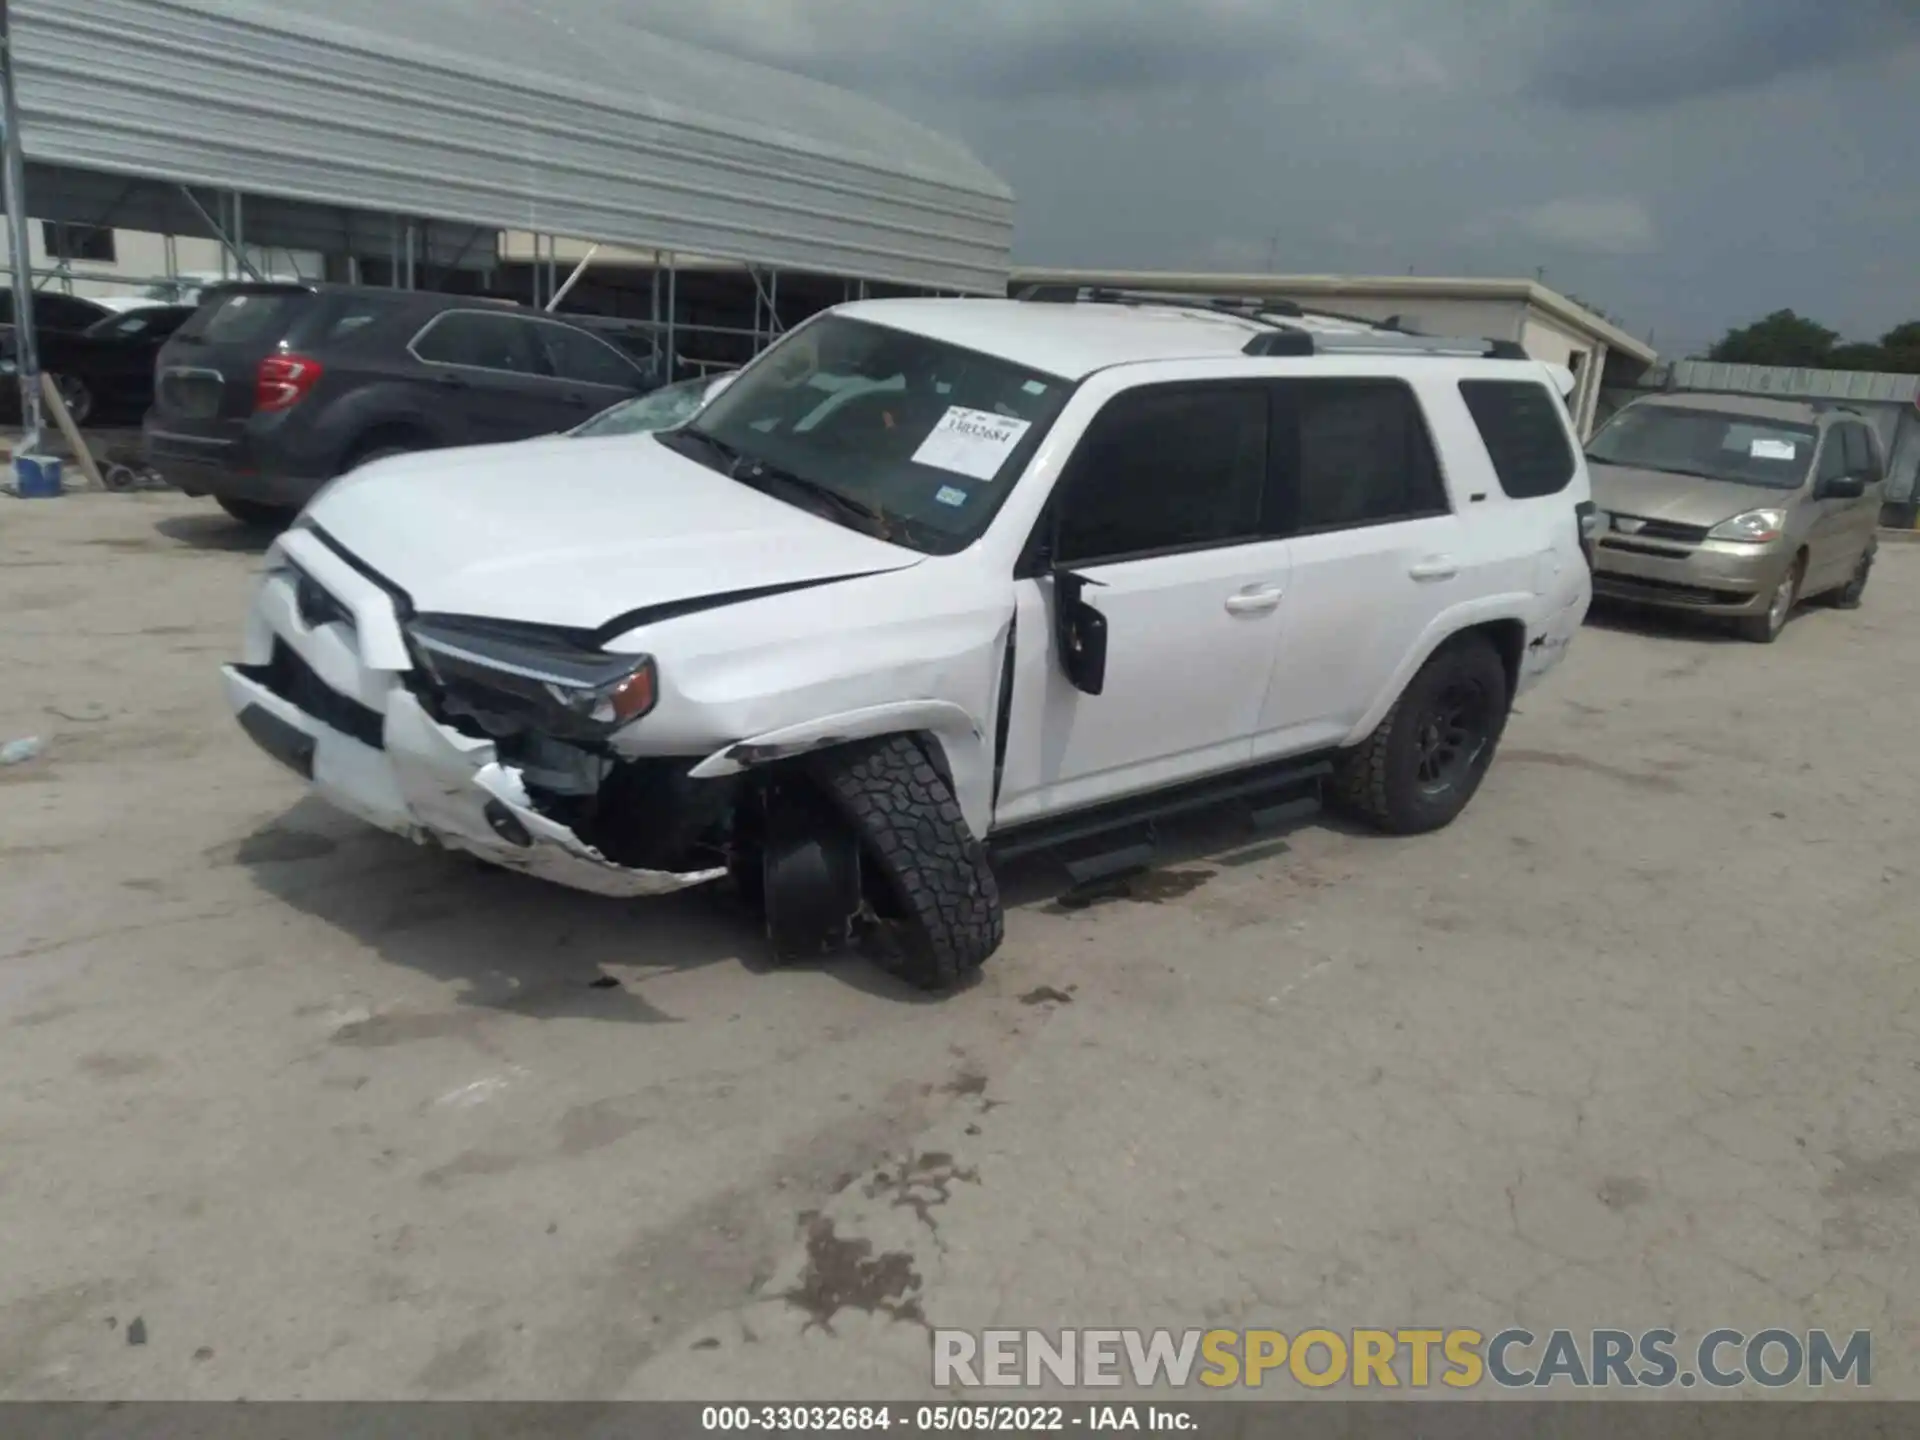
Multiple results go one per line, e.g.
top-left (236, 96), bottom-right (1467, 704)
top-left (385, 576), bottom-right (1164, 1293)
top-left (1736, 557), bottom-right (1802, 643)
top-left (1331, 635), bottom-right (1510, 835)
top-left (216, 496), bottom-right (297, 529)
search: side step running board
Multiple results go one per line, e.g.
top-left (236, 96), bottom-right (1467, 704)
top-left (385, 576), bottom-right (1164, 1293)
top-left (988, 757), bottom-right (1332, 879)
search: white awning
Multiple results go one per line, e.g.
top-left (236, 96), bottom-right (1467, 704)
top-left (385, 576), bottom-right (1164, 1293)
top-left (14, 0), bottom-right (1014, 293)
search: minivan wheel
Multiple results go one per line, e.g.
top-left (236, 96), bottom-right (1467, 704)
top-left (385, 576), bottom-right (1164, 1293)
top-left (216, 496), bottom-right (297, 529)
top-left (1736, 558), bottom-right (1801, 643)
top-left (1829, 547), bottom-right (1874, 610)
top-left (1330, 634), bottom-right (1510, 836)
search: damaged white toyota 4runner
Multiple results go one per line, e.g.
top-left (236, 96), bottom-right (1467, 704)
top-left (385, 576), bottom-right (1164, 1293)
top-left (225, 290), bottom-right (1592, 989)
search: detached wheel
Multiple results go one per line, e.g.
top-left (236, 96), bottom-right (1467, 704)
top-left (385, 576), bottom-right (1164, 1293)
top-left (1331, 634), bottom-right (1510, 835)
top-left (216, 497), bottom-right (297, 529)
top-left (1827, 546), bottom-right (1874, 610)
top-left (808, 735), bottom-right (1003, 991)
top-left (1736, 556), bottom-right (1802, 643)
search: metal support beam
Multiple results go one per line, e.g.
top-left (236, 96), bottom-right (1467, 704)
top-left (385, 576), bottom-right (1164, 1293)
top-left (404, 220), bottom-right (416, 290)
top-left (664, 252), bottom-right (677, 383)
top-left (747, 264), bottom-right (782, 346)
top-left (546, 242), bottom-right (598, 312)
top-left (178, 185), bottom-right (262, 280)
top-left (0, 0), bottom-right (42, 453)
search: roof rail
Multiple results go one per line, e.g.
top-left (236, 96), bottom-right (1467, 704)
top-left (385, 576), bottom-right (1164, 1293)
top-left (1012, 283), bottom-right (1534, 363)
top-left (1245, 331), bottom-right (1531, 360)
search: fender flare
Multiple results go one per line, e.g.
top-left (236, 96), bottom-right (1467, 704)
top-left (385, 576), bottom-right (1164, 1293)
top-left (687, 700), bottom-right (996, 838)
top-left (1342, 595), bottom-right (1536, 747)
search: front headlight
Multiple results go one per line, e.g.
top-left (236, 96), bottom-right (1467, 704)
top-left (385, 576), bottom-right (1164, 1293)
top-left (1707, 508), bottom-right (1787, 544)
top-left (405, 615), bottom-right (658, 737)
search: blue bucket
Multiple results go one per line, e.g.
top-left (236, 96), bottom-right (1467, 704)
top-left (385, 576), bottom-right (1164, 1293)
top-left (12, 454), bottom-right (62, 499)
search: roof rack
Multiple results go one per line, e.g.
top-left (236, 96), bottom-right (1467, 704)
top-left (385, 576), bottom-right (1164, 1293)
top-left (1011, 284), bottom-right (1530, 362)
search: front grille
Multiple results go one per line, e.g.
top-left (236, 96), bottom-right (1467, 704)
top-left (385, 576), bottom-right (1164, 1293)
top-left (1599, 536), bottom-right (1693, 560)
top-left (1608, 514), bottom-right (1710, 545)
top-left (239, 640), bottom-right (385, 749)
top-left (1593, 574), bottom-right (1752, 606)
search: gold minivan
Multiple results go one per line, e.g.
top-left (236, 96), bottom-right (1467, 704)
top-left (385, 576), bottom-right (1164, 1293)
top-left (1584, 394), bottom-right (1884, 642)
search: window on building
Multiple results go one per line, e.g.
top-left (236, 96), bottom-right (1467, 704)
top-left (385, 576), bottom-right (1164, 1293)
top-left (1458, 379), bottom-right (1578, 499)
top-left (1054, 384), bottom-right (1268, 564)
top-left (1275, 379), bottom-right (1450, 532)
top-left (41, 222), bottom-right (116, 264)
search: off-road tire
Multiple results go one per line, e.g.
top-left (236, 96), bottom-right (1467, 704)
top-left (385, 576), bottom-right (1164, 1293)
top-left (1330, 634), bottom-right (1510, 836)
top-left (808, 735), bottom-right (1002, 990)
top-left (1826, 547), bottom-right (1874, 610)
top-left (216, 496), bottom-right (297, 529)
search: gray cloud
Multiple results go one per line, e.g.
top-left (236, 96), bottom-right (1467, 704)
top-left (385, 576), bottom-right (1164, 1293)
top-left (1530, 0), bottom-right (1920, 109)
top-left (608, 0), bottom-right (1919, 353)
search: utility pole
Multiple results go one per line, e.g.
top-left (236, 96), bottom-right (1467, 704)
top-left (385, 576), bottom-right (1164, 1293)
top-left (0, 0), bottom-right (42, 455)
top-left (1265, 234), bottom-right (1279, 274)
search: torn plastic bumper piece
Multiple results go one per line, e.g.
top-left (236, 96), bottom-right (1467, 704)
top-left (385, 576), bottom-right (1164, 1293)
top-left (221, 665), bottom-right (727, 899)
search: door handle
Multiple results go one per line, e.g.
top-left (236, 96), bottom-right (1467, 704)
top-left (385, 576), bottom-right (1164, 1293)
top-left (1409, 557), bottom-right (1458, 581)
top-left (1224, 584), bottom-right (1284, 616)
top-left (436, 373), bottom-right (470, 389)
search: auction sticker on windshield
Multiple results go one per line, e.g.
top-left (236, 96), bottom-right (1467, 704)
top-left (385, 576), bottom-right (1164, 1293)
top-left (913, 406), bottom-right (1033, 482)
top-left (1750, 438), bottom-right (1797, 460)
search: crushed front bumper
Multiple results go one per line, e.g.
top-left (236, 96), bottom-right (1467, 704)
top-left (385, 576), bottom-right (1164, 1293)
top-left (224, 530), bottom-right (726, 899)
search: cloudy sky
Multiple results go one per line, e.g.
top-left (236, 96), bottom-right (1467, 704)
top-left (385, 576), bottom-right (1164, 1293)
top-left (615, 0), bottom-right (1917, 357)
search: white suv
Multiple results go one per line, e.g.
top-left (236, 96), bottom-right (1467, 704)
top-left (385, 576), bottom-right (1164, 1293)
top-left (224, 291), bottom-right (1593, 989)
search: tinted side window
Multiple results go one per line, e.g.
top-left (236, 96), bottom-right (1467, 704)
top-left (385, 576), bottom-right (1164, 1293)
top-left (1457, 379), bottom-right (1575, 499)
top-left (1817, 431), bottom-right (1848, 483)
top-left (1054, 385), bottom-right (1267, 565)
top-left (313, 294), bottom-right (402, 344)
top-left (412, 312), bottom-right (542, 374)
top-left (534, 322), bottom-right (643, 387)
top-left (1842, 424), bottom-right (1881, 481)
top-left (1275, 380), bottom-right (1448, 533)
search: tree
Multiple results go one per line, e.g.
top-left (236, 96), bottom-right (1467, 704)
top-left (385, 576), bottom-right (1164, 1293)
top-left (1878, 321), bottom-right (1920, 376)
top-left (1707, 310), bottom-right (1842, 367)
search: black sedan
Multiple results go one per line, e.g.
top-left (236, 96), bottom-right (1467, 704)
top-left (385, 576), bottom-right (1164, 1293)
top-left (0, 305), bottom-right (199, 427)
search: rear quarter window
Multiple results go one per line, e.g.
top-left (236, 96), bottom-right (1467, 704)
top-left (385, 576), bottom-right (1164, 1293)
top-left (1458, 379), bottom-right (1577, 499)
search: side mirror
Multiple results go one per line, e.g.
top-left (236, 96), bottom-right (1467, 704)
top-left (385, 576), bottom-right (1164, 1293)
top-left (1053, 569), bottom-right (1108, 696)
top-left (1824, 473), bottom-right (1867, 500)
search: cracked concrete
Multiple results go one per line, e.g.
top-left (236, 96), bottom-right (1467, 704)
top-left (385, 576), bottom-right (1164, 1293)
top-left (2, 493), bottom-right (1918, 1400)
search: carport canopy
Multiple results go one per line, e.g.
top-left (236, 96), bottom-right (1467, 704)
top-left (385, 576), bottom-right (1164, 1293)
top-left (11, 0), bottom-right (1014, 293)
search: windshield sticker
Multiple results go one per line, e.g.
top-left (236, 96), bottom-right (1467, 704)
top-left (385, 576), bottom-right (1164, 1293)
top-left (934, 485), bottom-right (969, 507)
top-left (1750, 438), bottom-right (1798, 460)
top-left (911, 406), bottom-right (1033, 482)
top-left (1022, 380), bottom-right (1050, 396)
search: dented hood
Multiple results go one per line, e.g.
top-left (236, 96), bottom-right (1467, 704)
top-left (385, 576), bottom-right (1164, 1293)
top-left (303, 433), bottom-right (924, 632)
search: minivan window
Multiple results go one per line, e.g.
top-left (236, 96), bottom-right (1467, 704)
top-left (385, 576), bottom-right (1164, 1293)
top-left (1585, 405), bottom-right (1816, 489)
top-left (1841, 423), bottom-right (1880, 482)
top-left (671, 315), bottom-right (1070, 555)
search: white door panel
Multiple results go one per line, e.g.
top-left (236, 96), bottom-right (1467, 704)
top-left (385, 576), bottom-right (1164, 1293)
top-left (995, 540), bottom-right (1292, 825)
top-left (1253, 515), bottom-right (1465, 759)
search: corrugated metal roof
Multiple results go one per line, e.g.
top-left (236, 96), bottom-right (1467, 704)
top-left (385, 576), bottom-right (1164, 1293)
top-left (12, 0), bottom-right (1014, 292)
top-left (1665, 360), bottom-right (1920, 406)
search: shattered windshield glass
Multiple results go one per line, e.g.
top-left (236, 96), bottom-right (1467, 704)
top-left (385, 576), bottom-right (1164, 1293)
top-left (670, 314), bottom-right (1071, 554)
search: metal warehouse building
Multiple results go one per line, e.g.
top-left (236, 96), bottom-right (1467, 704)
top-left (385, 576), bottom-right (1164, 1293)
top-left (1012, 267), bottom-right (1660, 439)
top-left (9, 0), bottom-right (1014, 318)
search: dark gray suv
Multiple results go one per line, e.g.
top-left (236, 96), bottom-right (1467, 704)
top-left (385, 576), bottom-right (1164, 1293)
top-left (144, 284), bottom-right (651, 526)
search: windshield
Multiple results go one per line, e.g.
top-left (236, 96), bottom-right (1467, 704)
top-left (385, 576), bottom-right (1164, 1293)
top-left (1586, 405), bottom-right (1817, 489)
top-left (573, 375), bottom-right (720, 437)
top-left (669, 314), bottom-right (1071, 554)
